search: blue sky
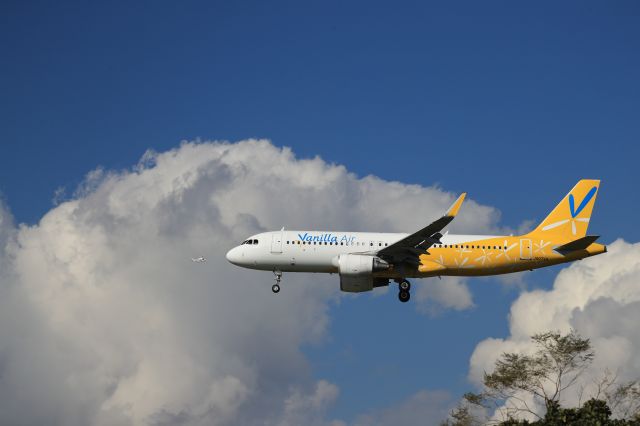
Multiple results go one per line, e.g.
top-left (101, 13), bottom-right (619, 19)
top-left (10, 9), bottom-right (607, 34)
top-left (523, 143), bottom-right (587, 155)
top-left (2, 1), bottom-right (640, 423)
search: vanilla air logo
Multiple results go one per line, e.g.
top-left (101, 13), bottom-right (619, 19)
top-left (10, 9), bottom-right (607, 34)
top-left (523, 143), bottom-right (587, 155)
top-left (542, 186), bottom-right (597, 235)
top-left (297, 233), bottom-right (356, 244)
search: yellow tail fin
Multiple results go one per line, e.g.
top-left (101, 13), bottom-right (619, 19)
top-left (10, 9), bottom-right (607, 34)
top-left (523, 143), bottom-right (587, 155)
top-left (529, 179), bottom-right (600, 240)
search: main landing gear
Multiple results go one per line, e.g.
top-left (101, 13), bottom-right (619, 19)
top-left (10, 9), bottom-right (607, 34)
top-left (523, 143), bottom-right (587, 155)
top-left (272, 270), bottom-right (282, 294)
top-left (396, 279), bottom-right (411, 303)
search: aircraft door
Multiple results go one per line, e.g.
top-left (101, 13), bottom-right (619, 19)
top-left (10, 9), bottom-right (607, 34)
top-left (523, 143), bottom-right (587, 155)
top-left (520, 239), bottom-right (532, 260)
top-left (271, 232), bottom-right (283, 254)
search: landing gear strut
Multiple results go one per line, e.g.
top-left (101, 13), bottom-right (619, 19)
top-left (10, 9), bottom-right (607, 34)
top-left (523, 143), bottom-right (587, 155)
top-left (396, 279), bottom-right (411, 303)
top-left (272, 270), bottom-right (282, 294)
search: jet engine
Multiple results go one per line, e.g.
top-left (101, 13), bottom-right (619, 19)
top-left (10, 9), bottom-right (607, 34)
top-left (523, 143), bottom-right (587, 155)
top-left (334, 254), bottom-right (390, 292)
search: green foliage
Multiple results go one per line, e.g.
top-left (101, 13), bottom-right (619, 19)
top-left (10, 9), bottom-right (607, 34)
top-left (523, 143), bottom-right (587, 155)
top-left (440, 405), bottom-right (478, 426)
top-left (494, 398), bottom-right (637, 425)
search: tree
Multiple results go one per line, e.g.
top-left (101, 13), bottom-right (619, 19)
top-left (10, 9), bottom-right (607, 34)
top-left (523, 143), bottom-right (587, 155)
top-left (440, 405), bottom-right (480, 426)
top-left (442, 330), bottom-right (640, 425)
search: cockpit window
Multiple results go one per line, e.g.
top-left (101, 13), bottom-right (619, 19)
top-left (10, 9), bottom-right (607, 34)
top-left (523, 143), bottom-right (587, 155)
top-left (252, 239), bottom-right (258, 245)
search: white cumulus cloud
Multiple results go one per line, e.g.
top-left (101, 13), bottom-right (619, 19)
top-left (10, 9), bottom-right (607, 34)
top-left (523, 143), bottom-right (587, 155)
top-left (0, 139), bottom-right (501, 425)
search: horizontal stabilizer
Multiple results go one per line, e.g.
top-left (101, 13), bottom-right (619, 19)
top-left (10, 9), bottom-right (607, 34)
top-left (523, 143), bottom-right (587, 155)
top-left (555, 235), bottom-right (600, 253)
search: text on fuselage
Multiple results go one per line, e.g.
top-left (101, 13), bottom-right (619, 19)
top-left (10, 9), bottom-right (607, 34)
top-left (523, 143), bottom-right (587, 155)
top-left (297, 233), bottom-right (356, 244)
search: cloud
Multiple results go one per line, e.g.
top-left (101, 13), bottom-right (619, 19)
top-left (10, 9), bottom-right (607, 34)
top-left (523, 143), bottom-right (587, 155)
top-left (414, 276), bottom-right (475, 315)
top-left (279, 380), bottom-right (340, 426)
top-left (0, 139), bottom-right (501, 425)
top-left (468, 239), bottom-right (640, 418)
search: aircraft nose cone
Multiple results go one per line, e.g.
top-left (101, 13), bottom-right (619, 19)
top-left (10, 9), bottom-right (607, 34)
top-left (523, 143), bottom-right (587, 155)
top-left (226, 247), bottom-right (242, 265)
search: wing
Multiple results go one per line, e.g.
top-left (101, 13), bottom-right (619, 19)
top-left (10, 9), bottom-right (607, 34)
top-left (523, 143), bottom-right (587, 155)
top-left (376, 192), bottom-right (466, 266)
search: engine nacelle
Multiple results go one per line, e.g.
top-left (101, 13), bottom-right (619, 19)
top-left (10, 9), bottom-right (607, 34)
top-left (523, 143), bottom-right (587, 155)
top-left (334, 254), bottom-right (389, 293)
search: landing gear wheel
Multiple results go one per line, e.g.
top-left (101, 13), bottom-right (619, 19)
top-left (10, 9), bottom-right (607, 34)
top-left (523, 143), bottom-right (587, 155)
top-left (272, 270), bottom-right (282, 294)
top-left (399, 280), bottom-right (411, 292)
top-left (398, 290), bottom-right (410, 303)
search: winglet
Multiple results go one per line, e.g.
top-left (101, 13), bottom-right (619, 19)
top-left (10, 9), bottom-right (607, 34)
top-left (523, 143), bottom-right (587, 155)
top-left (445, 192), bottom-right (466, 217)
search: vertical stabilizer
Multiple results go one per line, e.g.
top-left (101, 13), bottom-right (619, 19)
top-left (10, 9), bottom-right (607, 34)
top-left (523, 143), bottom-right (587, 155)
top-left (529, 179), bottom-right (600, 240)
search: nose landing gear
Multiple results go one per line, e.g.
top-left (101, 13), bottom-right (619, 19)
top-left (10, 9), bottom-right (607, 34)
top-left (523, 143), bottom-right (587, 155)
top-left (396, 279), bottom-right (411, 303)
top-left (272, 270), bottom-right (282, 294)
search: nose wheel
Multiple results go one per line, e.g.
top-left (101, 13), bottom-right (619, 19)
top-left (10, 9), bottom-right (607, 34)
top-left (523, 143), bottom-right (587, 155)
top-left (272, 270), bottom-right (282, 294)
top-left (396, 279), bottom-right (411, 303)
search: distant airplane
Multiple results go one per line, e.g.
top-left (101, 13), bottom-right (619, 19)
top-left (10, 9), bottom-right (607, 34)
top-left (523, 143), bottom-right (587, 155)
top-left (191, 257), bottom-right (207, 263)
top-left (226, 180), bottom-right (605, 302)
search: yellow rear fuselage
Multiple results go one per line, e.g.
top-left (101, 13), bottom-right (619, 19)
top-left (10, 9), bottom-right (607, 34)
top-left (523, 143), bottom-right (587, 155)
top-left (406, 236), bottom-right (606, 278)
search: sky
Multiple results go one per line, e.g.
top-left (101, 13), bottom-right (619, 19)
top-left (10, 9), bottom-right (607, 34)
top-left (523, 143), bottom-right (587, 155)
top-left (1, 1), bottom-right (640, 425)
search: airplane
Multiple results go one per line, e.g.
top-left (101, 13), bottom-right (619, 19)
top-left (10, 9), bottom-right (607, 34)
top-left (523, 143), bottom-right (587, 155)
top-left (191, 257), bottom-right (207, 263)
top-left (225, 179), bottom-right (606, 303)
